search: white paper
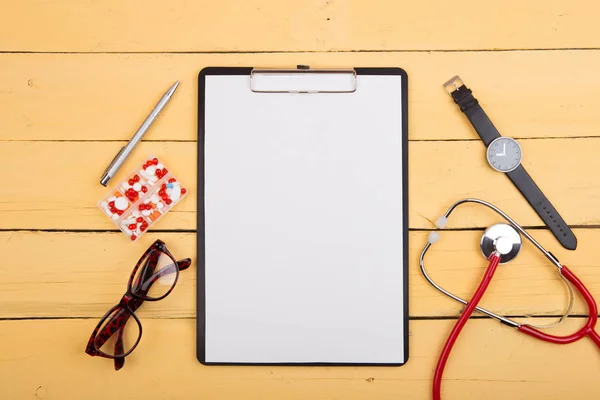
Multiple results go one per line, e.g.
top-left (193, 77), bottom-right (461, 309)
top-left (203, 73), bottom-right (406, 364)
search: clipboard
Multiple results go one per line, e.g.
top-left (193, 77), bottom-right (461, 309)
top-left (197, 66), bottom-right (408, 366)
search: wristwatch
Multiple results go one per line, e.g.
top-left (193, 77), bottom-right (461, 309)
top-left (443, 76), bottom-right (577, 250)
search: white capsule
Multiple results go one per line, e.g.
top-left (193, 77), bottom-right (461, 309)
top-left (111, 214), bottom-right (119, 220)
top-left (122, 217), bottom-right (137, 225)
top-left (166, 188), bottom-right (173, 196)
top-left (142, 210), bottom-right (151, 216)
top-left (149, 175), bottom-right (158, 183)
top-left (146, 166), bottom-right (156, 176)
top-left (132, 183), bottom-right (141, 191)
top-left (120, 224), bottom-right (133, 235)
top-left (157, 163), bottom-right (164, 170)
top-left (121, 182), bottom-right (129, 191)
top-left (144, 199), bottom-right (150, 204)
top-left (100, 202), bottom-right (111, 215)
top-left (108, 196), bottom-right (117, 202)
top-left (157, 202), bottom-right (164, 210)
top-left (170, 187), bottom-right (181, 202)
top-left (115, 197), bottom-right (129, 211)
top-left (140, 169), bottom-right (150, 180)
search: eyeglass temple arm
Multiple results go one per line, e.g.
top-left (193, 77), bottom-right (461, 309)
top-left (133, 256), bottom-right (156, 293)
top-left (93, 259), bottom-right (192, 362)
top-left (110, 259), bottom-right (190, 370)
top-left (139, 258), bottom-right (192, 292)
top-left (113, 326), bottom-right (126, 370)
top-left (109, 259), bottom-right (158, 370)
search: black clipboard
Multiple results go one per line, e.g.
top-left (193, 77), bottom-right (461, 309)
top-left (197, 67), bottom-right (409, 366)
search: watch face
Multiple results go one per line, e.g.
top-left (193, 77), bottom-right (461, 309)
top-left (486, 137), bottom-right (522, 173)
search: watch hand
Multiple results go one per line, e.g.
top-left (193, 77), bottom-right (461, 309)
top-left (496, 143), bottom-right (506, 156)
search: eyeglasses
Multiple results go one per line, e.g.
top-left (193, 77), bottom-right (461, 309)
top-left (85, 239), bottom-right (191, 370)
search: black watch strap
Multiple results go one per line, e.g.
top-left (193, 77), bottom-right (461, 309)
top-left (444, 76), bottom-right (577, 250)
top-left (446, 82), bottom-right (500, 146)
top-left (506, 166), bottom-right (577, 250)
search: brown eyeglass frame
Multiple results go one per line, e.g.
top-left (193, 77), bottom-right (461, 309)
top-left (85, 239), bottom-right (191, 370)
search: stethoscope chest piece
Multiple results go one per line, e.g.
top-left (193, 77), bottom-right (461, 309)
top-left (480, 223), bottom-right (522, 263)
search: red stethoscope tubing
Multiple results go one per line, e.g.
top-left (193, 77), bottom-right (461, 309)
top-left (433, 259), bottom-right (600, 400)
top-left (518, 266), bottom-right (600, 348)
top-left (432, 253), bottom-right (501, 400)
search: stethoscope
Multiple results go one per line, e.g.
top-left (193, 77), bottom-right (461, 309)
top-left (420, 198), bottom-right (600, 400)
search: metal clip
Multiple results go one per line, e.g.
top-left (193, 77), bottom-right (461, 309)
top-left (250, 67), bottom-right (357, 93)
top-left (443, 75), bottom-right (465, 95)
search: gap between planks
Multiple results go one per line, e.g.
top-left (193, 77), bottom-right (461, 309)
top-left (5, 136), bottom-right (600, 143)
top-left (3, 226), bottom-right (600, 233)
top-left (1, 315), bottom-right (597, 321)
top-left (2, 47), bottom-right (600, 55)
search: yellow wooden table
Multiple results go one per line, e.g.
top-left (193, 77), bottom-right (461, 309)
top-left (1, 1), bottom-right (600, 399)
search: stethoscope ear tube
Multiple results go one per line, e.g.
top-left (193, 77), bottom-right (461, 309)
top-left (419, 198), bottom-right (575, 329)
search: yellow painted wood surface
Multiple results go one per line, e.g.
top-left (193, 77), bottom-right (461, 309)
top-left (2, 230), bottom-right (598, 319)
top-left (1, 1), bottom-right (600, 399)
top-left (2, 139), bottom-right (599, 230)
top-left (2, 318), bottom-right (600, 400)
top-left (3, 52), bottom-right (600, 141)
top-left (1, 1), bottom-right (600, 52)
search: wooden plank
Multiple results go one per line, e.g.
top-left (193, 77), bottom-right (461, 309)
top-left (1, 230), bottom-right (598, 318)
top-left (3, 51), bottom-right (600, 141)
top-left (0, 318), bottom-right (598, 400)
top-left (1, 1), bottom-right (599, 52)
top-left (0, 139), bottom-right (597, 230)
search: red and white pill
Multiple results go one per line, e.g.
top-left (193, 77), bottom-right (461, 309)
top-left (122, 217), bottom-right (137, 225)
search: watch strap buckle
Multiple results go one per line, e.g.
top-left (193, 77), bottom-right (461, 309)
top-left (443, 76), bottom-right (465, 95)
top-left (444, 75), bottom-right (478, 111)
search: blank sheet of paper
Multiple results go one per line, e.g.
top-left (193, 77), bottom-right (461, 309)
top-left (198, 68), bottom-right (408, 365)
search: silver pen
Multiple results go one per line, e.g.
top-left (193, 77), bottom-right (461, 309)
top-left (100, 81), bottom-right (180, 186)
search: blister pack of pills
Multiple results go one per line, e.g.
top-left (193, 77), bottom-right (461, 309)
top-left (98, 156), bottom-right (188, 241)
